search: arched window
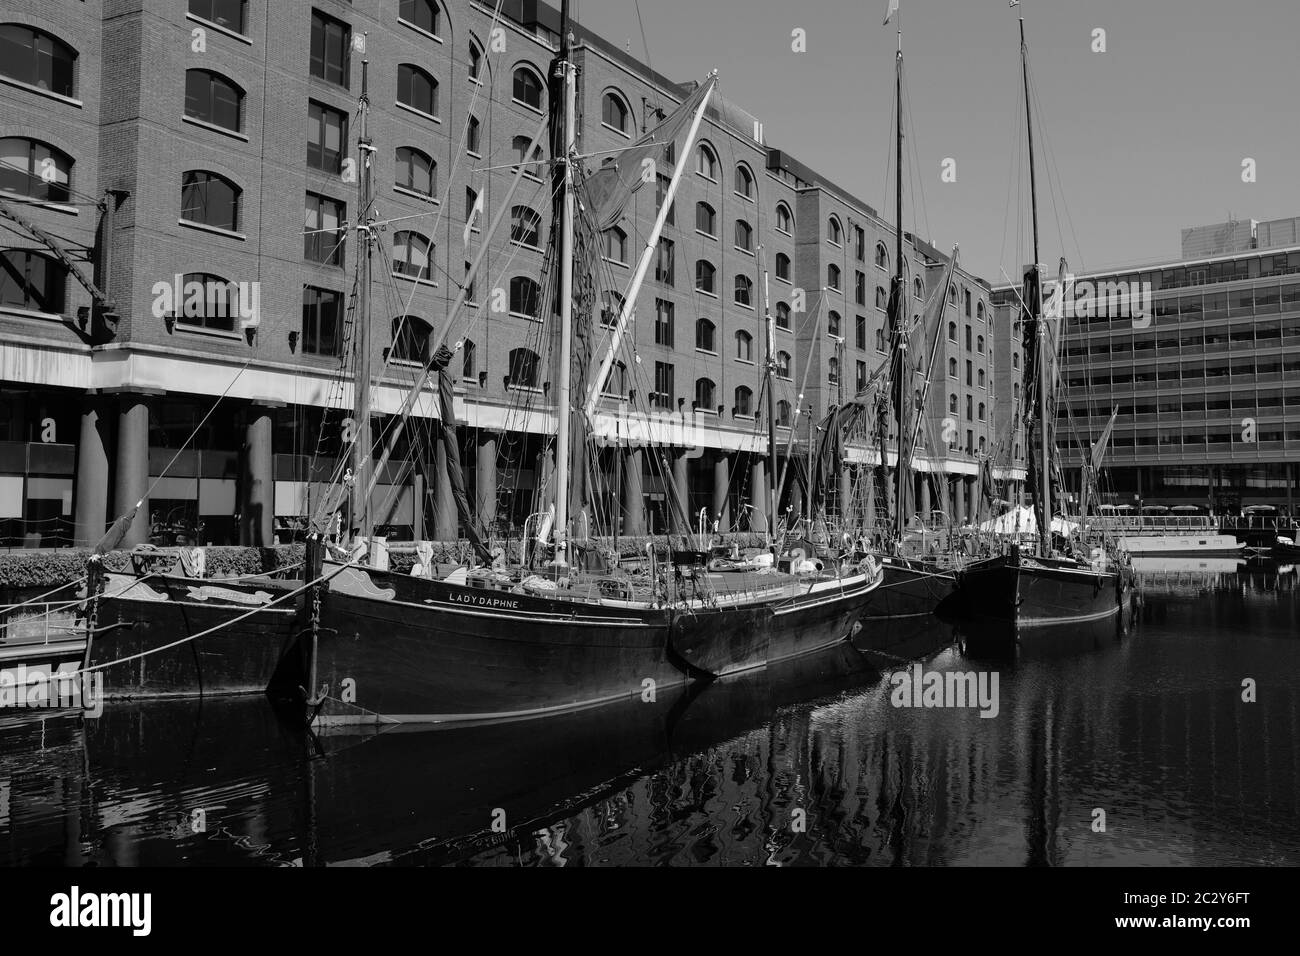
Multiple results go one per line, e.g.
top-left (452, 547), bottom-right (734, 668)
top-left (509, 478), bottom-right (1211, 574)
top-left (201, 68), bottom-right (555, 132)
top-left (734, 219), bottom-right (753, 252)
top-left (395, 146), bottom-right (435, 197)
top-left (875, 328), bottom-right (886, 352)
top-left (948, 321), bottom-right (957, 341)
top-left (875, 286), bottom-right (887, 309)
top-left (777, 400), bottom-right (792, 427)
top-left (509, 276), bottom-right (540, 317)
top-left (775, 252), bottom-right (791, 281)
top-left (977, 300), bottom-right (986, 321)
top-left (827, 264), bottom-right (841, 290)
top-left (1013, 352), bottom-right (1020, 369)
top-left (949, 393), bottom-right (958, 413)
top-left (776, 350), bottom-right (791, 379)
top-left (0, 25), bottom-right (77, 97)
top-left (695, 318), bottom-right (716, 352)
top-left (948, 285), bottom-right (957, 304)
top-left (828, 310), bottom-right (841, 336)
top-left (828, 357), bottom-right (839, 385)
top-left (734, 164), bottom-right (754, 199)
top-left (399, 0), bottom-right (441, 35)
top-left (874, 242), bottom-right (888, 268)
top-left (695, 260), bottom-right (716, 294)
top-left (734, 386), bottom-right (754, 417)
top-left (512, 135), bottom-right (543, 178)
top-left (0, 249), bottom-right (65, 314)
top-left (468, 42), bottom-right (483, 82)
top-left (948, 357), bottom-right (958, 378)
top-left (184, 69), bottom-right (243, 132)
top-left (696, 143), bottom-right (717, 179)
top-left (0, 138), bottom-right (72, 203)
top-left (827, 216), bottom-right (842, 245)
top-left (978, 368), bottom-right (986, 388)
top-left (507, 347), bottom-right (540, 388)
top-left (603, 226), bottom-right (627, 264)
top-left (602, 91), bottom-right (629, 134)
top-left (695, 201), bottom-right (716, 237)
top-left (181, 170), bottom-right (241, 231)
top-left (735, 329), bottom-right (753, 361)
top-left (694, 377), bottom-right (716, 410)
top-left (466, 115), bottom-right (481, 153)
top-left (1014, 383), bottom-right (1021, 401)
top-left (392, 230), bottom-right (433, 280)
top-left (398, 63), bottom-right (437, 116)
top-left (512, 66), bottom-right (543, 109)
top-left (776, 203), bottom-right (793, 233)
top-left (979, 436), bottom-right (986, 454)
top-left (509, 205), bottom-right (541, 247)
top-left (391, 315), bottom-right (432, 364)
top-left (462, 338), bottom-right (477, 381)
top-left (776, 301), bottom-right (791, 329)
top-left (734, 274), bottom-right (753, 306)
top-left (977, 334), bottom-right (985, 353)
top-left (914, 276), bottom-right (924, 299)
top-left (978, 402), bottom-right (986, 421)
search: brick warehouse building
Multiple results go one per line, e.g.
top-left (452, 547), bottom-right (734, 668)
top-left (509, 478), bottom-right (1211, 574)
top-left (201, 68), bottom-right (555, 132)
top-left (0, 0), bottom-right (1018, 548)
top-left (991, 217), bottom-right (1300, 514)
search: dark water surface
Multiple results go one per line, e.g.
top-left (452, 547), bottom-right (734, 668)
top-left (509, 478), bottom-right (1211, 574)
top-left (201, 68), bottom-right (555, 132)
top-left (2, 561), bottom-right (1298, 866)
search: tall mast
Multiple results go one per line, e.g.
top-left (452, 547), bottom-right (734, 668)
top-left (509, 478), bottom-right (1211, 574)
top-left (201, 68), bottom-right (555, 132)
top-left (553, 0), bottom-right (576, 565)
top-left (351, 57), bottom-right (374, 542)
top-left (890, 24), bottom-right (908, 542)
top-left (1019, 17), bottom-right (1050, 556)
top-left (760, 251), bottom-right (778, 542)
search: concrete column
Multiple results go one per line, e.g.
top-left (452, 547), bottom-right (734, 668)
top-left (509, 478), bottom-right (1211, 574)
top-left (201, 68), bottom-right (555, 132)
top-left (953, 475), bottom-right (965, 527)
top-left (114, 394), bottom-right (150, 547)
top-left (919, 474), bottom-right (931, 520)
top-left (434, 438), bottom-right (457, 540)
top-left (670, 450), bottom-right (689, 534)
top-left (623, 447), bottom-right (645, 536)
top-left (750, 458), bottom-right (768, 533)
top-left (74, 398), bottom-right (109, 547)
top-left (476, 433), bottom-right (497, 528)
top-left (241, 407), bottom-right (274, 546)
top-left (712, 451), bottom-right (730, 531)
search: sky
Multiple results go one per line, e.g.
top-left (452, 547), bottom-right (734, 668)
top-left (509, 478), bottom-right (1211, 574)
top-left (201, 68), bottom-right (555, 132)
top-left (572, 0), bottom-right (1299, 283)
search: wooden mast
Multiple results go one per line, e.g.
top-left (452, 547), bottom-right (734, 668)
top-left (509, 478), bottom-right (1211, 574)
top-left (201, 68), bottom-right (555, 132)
top-left (553, 0), bottom-right (576, 565)
top-left (890, 23), bottom-right (908, 542)
top-left (351, 56), bottom-right (374, 543)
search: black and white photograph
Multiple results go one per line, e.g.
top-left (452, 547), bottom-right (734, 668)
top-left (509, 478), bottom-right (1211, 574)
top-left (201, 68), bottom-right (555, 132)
top-left (0, 0), bottom-right (1292, 935)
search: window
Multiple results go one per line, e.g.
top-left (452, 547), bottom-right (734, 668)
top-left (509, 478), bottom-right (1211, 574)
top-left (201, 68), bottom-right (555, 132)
top-left (512, 66), bottom-right (543, 110)
top-left (777, 400), bottom-right (792, 427)
top-left (395, 146), bottom-right (435, 197)
top-left (654, 298), bottom-right (674, 347)
top-left (652, 361), bottom-right (674, 409)
top-left (966, 360), bottom-right (972, 386)
top-left (512, 135), bottom-right (543, 178)
top-left (694, 377), bottom-right (716, 410)
top-left (466, 115), bottom-right (481, 153)
top-left (977, 334), bottom-right (984, 353)
top-left (655, 174), bottom-right (675, 225)
top-left (855, 315), bottom-right (866, 350)
top-left (696, 143), bottom-right (717, 179)
top-left (655, 238), bottom-right (675, 285)
top-left (463, 339), bottom-right (477, 381)
top-left (308, 102), bottom-right (347, 172)
top-left (392, 230), bottom-right (433, 281)
top-left (510, 206), bottom-right (541, 247)
top-left (828, 310), bottom-right (841, 336)
top-left (949, 393), bottom-right (958, 413)
top-left (185, 69), bottom-right (243, 132)
top-left (174, 272), bottom-right (239, 332)
top-left (0, 25), bottom-right (77, 97)
top-left (965, 325), bottom-right (972, 350)
top-left (978, 368), bottom-right (986, 388)
top-left (695, 201), bottom-right (716, 237)
top-left (189, 0), bottom-right (248, 34)
top-left (695, 259), bottom-right (716, 294)
top-left (874, 242), bottom-right (888, 269)
top-left (508, 347), bottom-right (540, 388)
top-left (776, 302), bottom-right (791, 329)
top-left (600, 291), bottom-right (624, 328)
top-left (0, 249), bottom-right (65, 314)
top-left (465, 186), bottom-right (478, 223)
top-left (978, 402), bottom-right (986, 421)
top-left (602, 92), bottom-right (629, 134)
top-left (775, 203), bottom-right (793, 233)
top-left (469, 42), bottom-right (483, 82)
top-left (948, 321), bottom-right (957, 341)
top-left (309, 11), bottom-right (350, 88)
top-left (855, 271), bottom-right (866, 306)
top-left (734, 219), bottom-right (753, 252)
top-left (399, 0), bottom-right (441, 35)
top-left (398, 64), bottom-right (437, 116)
top-left (735, 329), bottom-right (753, 362)
top-left (875, 286), bottom-right (888, 310)
top-left (963, 289), bottom-right (972, 316)
top-left (965, 395), bottom-right (973, 421)
top-left (302, 286), bottom-right (342, 356)
top-left (855, 227), bottom-right (866, 262)
top-left (856, 360), bottom-right (867, 391)
top-left (509, 276), bottom-right (540, 318)
top-left (914, 276), bottom-right (923, 299)
top-left (1013, 352), bottom-right (1020, 369)
top-left (977, 301), bottom-right (986, 321)
top-left (875, 328), bottom-right (885, 352)
top-left (776, 351), bottom-right (791, 379)
top-left (603, 226), bottom-right (627, 264)
top-left (463, 261), bottom-right (476, 303)
top-left (695, 317), bottom-right (715, 352)
top-left (828, 357), bottom-right (839, 386)
top-left (828, 264), bottom-right (841, 291)
top-left (182, 171), bottom-right (241, 232)
top-left (948, 357), bottom-right (958, 378)
top-left (0, 138), bottom-right (72, 203)
top-left (735, 164), bottom-right (754, 199)
top-left (775, 253), bottom-right (791, 282)
top-left (602, 360), bottom-right (627, 397)
top-left (827, 217), bottom-right (842, 245)
top-left (303, 191), bottom-right (343, 264)
top-left (734, 386), bottom-right (754, 417)
top-left (734, 274), bottom-right (753, 307)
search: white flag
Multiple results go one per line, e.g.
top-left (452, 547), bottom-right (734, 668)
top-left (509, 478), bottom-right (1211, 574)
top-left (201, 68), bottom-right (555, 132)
top-left (883, 0), bottom-right (899, 25)
top-left (463, 187), bottom-right (484, 247)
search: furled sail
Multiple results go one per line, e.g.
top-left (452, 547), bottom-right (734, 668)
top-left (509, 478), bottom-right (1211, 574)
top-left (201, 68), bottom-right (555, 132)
top-left (431, 344), bottom-right (493, 563)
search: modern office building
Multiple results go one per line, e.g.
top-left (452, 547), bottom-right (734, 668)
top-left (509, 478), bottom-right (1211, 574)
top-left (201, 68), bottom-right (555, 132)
top-left (991, 216), bottom-right (1300, 514)
top-left (0, 0), bottom-right (1011, 548)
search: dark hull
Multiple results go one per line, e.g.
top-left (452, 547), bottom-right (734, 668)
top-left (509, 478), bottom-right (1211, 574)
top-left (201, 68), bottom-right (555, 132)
top-left (857, 557), bottom-right (957, 621)
top-left (949, 553), bottom-right (1125, 627)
